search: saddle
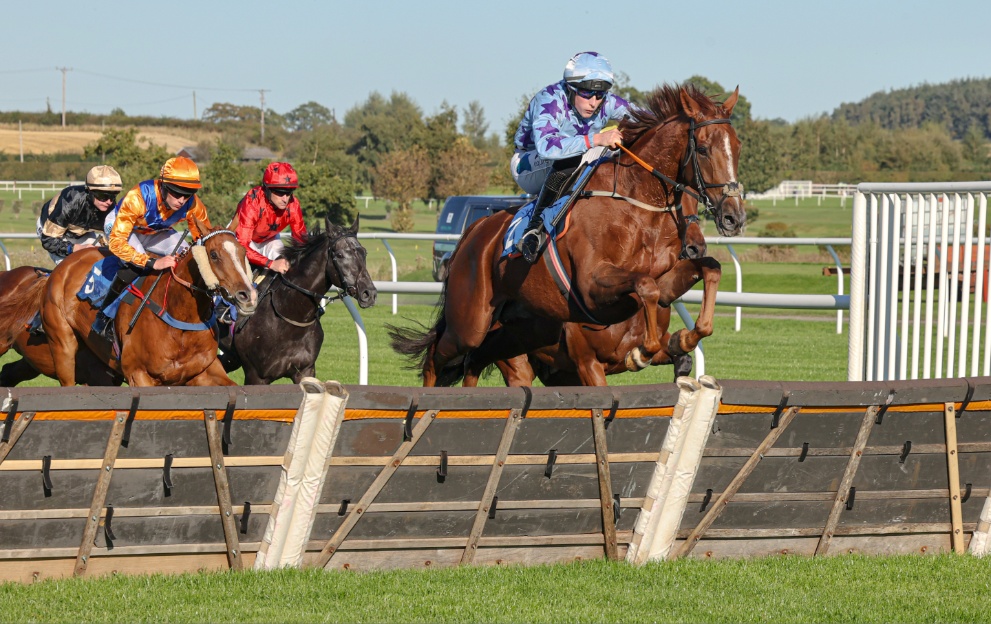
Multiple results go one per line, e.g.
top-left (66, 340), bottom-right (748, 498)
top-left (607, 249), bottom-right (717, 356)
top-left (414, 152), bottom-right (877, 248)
top-left (503, 155), bottom-right (609, 258)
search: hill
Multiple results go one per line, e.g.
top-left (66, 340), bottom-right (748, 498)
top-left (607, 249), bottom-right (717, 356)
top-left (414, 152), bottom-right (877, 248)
top-left (0, 123), bottom-right (220, 156)
top-left (831, 77), bottom-right (991, 140)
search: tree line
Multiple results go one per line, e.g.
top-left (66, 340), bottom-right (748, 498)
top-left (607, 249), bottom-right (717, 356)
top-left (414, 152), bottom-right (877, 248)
top-left (1, 76), bottom-right (988, 229)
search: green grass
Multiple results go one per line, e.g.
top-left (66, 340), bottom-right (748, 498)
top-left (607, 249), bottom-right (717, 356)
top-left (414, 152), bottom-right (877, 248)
top-left (4, 556), bottom-right (991, 623)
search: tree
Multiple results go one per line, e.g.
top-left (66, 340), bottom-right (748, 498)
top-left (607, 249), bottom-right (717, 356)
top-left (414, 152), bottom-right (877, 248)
top-left (461, 101), bottom-right (489, 149)
top-left (684, 75), bottom-right (752, 125)
top-left (611, 71), bottom-right (647, 106)
top-left (963, 125), bottom-right (988, 170)
top-left (83, 128), bottom-right (170, 188)
top-left (199, 141), bottom-right (249, 226)
top-left (285, 101), bottom-right (335, 133)
top-left (737, 118), bottom-right (781, 194)
top-left (344, 92), bottom-right (426, 171)
top-left (434, 137), bottom-right (490, 199)
top-left (294, 162), bottom-right (359, 227)
top-left (372, 146), bottom-right (429, 232)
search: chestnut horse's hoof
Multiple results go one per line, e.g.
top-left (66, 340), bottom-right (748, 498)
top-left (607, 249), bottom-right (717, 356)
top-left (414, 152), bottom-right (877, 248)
top-left (625, 346), bottom-right (650, 372)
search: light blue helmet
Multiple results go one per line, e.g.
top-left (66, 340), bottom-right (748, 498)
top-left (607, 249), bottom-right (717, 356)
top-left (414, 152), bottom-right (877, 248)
top-left (563, 51), bottom-right (614, 92)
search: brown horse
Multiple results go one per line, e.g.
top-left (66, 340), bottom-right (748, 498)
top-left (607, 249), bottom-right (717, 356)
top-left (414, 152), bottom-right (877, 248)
top-left (391, 84), bottom-right (743, 386)
top-left (0, 267), bottom-right (122, 387)
top-left (41, 220), bottom-right (258, 386)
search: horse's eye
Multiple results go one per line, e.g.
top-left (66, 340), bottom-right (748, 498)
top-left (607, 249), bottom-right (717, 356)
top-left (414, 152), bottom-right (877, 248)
top-left (697, 145), bottom-right (709, 156)
top-left (210, 251), bottom-right (219, 260)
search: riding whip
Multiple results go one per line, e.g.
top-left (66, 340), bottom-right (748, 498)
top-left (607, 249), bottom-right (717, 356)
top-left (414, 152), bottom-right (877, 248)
top-left (126, 231), bottom-right (189, 334)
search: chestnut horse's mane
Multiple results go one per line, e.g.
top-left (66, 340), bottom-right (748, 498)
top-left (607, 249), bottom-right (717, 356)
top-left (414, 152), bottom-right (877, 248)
top-left (620, 83), bottom-right (725, 145)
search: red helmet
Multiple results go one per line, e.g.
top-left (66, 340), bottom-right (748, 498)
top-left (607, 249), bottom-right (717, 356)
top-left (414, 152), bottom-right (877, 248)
top-left (263, 162), bottom-right (299, 189)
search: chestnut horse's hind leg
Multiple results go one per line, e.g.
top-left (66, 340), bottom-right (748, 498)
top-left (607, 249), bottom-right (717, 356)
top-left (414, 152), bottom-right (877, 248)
top-left (0, 358), bottom-right (41, 387)
top-left (463, 317), bottom-right (562, 387)
top-left (491, 355), bottom-right (536, 388)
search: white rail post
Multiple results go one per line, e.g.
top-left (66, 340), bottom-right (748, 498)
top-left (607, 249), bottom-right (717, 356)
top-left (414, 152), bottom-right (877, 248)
top-left (727, 244), bottom-right (742, 332)
top-left (381, 239), bottom-right (398, 315)
top-left (825, 244), bottom-right (844, 334)
top-left (848, 191), bottom-right (868, 381)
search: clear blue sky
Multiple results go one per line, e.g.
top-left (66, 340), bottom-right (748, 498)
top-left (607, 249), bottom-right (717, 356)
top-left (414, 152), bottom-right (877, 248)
top-left (4, 0), bottom-right (989, 138)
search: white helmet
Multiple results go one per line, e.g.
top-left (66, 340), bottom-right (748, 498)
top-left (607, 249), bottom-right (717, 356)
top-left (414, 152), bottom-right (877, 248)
top-left (85, 165), bottom-right (123, 192)
top-left (563, 51), bottom-right (614, 92)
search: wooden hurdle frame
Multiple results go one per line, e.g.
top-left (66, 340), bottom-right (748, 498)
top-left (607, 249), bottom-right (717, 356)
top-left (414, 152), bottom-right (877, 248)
top-left (2, 375), bottom-right (991, 582)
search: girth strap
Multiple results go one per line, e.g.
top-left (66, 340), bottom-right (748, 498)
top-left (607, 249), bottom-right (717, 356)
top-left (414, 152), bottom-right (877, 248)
top-left (578, 190), bottom-right (678, 213)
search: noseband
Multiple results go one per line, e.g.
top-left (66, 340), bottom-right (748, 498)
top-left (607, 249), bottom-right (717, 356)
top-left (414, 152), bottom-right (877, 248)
top-left (679, 118), bottom-right (743, 220)
top-left (618, 117), bottom-right (741, 227)
top-left (175, 229), bottom-right (241, 298)
top-left (273, 230), bottom-right (361, 317)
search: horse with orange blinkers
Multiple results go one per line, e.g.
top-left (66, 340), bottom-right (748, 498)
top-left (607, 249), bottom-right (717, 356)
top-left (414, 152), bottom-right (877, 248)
top-left (392, 84), bottom-right (744, 386)
top-left (41, 218), bottom-right (257, 386)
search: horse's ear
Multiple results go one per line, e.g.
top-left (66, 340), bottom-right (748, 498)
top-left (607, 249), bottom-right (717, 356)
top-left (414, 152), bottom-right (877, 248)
top-left (679, 87), bottom-right (704, 122)
top-left (228, 214), bottom-right (240, 231)
top-left (349, 213), bottom-right (360, 234)
top-left (324, 215), bottom-right (333, 233)
top-left (723, 86), bottom-right (740, 116)
top-left (191, 215), bottom-right (213, 239)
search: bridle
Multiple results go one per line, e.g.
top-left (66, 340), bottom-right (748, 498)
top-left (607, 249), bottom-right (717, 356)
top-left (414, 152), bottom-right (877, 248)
top-left (266, 230), bottom-right (361, 327)
top-left (168, 229), bottom-right (241, 299)
top-left (617, 116), bottom-right (742, 226)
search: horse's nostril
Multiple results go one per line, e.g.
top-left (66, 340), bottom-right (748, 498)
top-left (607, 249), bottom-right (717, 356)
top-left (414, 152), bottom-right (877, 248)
top-left (236, 290), bottom-right (250, 302)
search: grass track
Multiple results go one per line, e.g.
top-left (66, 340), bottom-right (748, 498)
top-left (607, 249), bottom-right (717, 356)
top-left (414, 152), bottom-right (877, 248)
top-left (3, 556), bottom-right (991, 623)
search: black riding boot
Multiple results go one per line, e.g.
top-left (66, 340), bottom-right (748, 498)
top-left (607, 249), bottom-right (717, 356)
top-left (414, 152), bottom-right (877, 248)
top-left (92, 266), bottom-right (138, 342)
top-left (517, 184), bottom-right (556, 264)
top-left (516, 160), bottom-right (580, 264)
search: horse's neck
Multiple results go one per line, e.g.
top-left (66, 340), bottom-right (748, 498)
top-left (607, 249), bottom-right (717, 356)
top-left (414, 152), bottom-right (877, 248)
top-left (616, 125), bottom-right (688, 208)
top-left (283, 247), bottom-right (328, 296)
top-left (168, 258), bottom-right (212, 317)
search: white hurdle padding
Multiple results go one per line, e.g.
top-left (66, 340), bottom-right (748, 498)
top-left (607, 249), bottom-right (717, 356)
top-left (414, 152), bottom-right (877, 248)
top-left (968, 496), bottom-right (991, 556)
top-left (626, 376), bottom-right (700, 565)
top-left (255, 379), bottom-right (348, 569)
top-left (646, 375), bottom-right (723, 562)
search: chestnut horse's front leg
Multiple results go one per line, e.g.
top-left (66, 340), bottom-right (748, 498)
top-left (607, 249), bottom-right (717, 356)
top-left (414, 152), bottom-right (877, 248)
top-left (584, 264), bottom-right (663, 356)
top-left (656, 256), bottom-right (722, 358)
top-left (186, 358), bottom-right (238, 386)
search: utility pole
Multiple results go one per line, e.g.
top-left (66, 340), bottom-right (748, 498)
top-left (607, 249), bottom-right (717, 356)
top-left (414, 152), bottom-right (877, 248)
top-left (192, 91), bottom-right (197, 120)
top-left (259, 89), bottom-right (268, 143)
top-left (55, 66), bottom-right (71, 128)
top-left (19, 120), bottom-right (24, 163)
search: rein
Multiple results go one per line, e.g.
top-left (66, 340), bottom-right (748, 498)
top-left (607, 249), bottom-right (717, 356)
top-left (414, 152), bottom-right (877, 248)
top-left (616, 117), bottom-right (741, 218)
top-left (266, 230), bottom-right (361, 327)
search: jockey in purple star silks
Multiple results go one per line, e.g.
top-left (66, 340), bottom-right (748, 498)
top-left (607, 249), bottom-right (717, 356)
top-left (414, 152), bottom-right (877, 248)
top-left (512, 51), bottom-right (632, 263)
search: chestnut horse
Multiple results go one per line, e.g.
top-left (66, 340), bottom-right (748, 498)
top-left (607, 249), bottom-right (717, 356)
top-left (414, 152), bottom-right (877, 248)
top-left (497, 193), bottom-right (721, 386)
top-left (221, 215), bottom-right (377, 384)
top-left (391, 84), bottom-right (743, 387)
top-left (41, 220), bottom-right (258, 386)
top-left (0, 266), bottom-right (122, 387)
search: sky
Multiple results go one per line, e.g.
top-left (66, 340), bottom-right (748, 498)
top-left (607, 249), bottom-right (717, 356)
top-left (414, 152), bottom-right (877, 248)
top-left (4, 0), bottom-right (990, 138)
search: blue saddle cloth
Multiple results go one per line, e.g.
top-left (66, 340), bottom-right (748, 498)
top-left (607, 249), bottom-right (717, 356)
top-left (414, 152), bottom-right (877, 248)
top-left (77, 257), bottom-right (125, 317)
top-left (501, 160), bottom-right (599, 258)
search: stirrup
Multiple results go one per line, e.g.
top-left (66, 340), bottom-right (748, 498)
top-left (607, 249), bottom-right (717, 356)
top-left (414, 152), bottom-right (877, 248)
top-left (92, 313), bottom-right (115, 343)
top-left (518, 229), bottom-right (544, 264)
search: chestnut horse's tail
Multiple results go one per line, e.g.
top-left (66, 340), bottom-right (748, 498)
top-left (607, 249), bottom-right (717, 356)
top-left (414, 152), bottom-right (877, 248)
top-left (0, 271), bottom-right (48, 351)
top-left (387, 290), bottom-right (465, 386)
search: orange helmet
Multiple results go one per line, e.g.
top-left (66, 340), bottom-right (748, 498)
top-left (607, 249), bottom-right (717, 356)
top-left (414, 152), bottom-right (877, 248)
top-left (159, 156), bottom-right (202, 190)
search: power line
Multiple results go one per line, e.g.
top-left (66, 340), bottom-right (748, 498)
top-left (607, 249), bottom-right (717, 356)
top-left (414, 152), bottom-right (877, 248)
top-left (74, 68), bottom-right (261, 93)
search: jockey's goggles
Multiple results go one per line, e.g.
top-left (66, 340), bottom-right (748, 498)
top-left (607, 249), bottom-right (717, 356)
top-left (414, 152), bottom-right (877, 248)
top-left (91, 191), bottom-right (119, 202)
top-left (163, 183), bottom-right (196, 199)
top-left (269, 188), bottom-right (294, 198)
top-left (573, 87), bottom-right (607, 101)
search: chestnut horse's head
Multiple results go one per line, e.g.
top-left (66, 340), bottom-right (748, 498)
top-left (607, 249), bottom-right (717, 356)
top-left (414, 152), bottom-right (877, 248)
top-left (679, 85), bottom-right (744, 237)
top-left (189, 217), bottom-right (258, 316)
top-left (620, 84), bottom-right (745, 245)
